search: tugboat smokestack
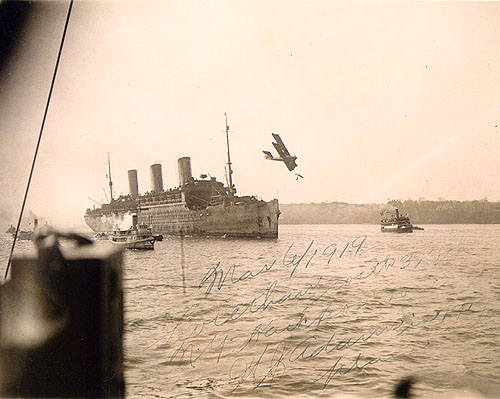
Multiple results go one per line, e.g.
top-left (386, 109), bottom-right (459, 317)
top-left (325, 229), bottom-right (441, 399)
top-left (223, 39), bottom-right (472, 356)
top-left (150, 164), bottom-right (163, 193)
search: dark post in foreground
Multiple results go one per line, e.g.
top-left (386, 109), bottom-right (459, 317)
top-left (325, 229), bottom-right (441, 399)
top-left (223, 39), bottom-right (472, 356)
top-left (0, 230), bottom-right (125, 398)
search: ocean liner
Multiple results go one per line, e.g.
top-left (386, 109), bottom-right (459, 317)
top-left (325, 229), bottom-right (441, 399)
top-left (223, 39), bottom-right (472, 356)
top-left (85, 118), bottom-right (280, 238)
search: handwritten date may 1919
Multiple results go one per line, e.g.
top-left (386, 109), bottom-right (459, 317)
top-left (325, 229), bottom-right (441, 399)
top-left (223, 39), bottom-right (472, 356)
top-left (199, 235), bottom-right (367, 297)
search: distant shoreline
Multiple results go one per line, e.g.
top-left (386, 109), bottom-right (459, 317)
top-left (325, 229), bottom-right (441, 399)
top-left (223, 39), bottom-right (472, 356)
top-left (279, 222), bottom-right (500, 225)
top-left (279, 199), bottom-right (500, 225)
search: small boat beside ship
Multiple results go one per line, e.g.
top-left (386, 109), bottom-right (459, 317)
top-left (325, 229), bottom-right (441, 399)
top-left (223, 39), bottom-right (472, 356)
top-left (153, 234), bottom-right (163, 241)
top-left (110, 215), bottom-right (155, 250)
top-left (380, 208), bottom-right (414, 233)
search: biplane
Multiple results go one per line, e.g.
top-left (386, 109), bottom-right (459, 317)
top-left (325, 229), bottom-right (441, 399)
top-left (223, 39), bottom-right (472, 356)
top-left (263, 133), bottom-right (298, 172)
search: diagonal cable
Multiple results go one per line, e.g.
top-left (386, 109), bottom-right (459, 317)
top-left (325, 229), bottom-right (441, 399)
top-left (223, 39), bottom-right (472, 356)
top-left (4, 0), bottom-right (74, 279)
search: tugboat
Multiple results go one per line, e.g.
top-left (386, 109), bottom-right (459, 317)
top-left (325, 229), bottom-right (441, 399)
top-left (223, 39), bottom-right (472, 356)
top-left (380, 208), bottom-right (413, 233)
top-left (110, 214), bottom-right (155, 250)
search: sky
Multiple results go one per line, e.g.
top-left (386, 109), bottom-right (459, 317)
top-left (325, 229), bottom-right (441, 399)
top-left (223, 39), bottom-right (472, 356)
top-left (0, 0), bottom-right (499, 229)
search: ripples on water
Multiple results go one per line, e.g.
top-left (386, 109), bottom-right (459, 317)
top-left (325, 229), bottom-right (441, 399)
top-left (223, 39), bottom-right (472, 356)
top-left (1, 225), bottom-right (499, 398)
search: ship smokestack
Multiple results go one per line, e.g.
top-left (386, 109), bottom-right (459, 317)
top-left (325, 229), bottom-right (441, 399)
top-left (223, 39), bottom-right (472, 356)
top-left (150, 164), bottom-right (164, 193)
top-left (34, 219), bottom-right (38, 229)
top-left (127, 169), bottom-right (139, 197)
top-left (177, 157), bottom-right (192, 186)
top-left (395, 208), bottom-right (399, 218)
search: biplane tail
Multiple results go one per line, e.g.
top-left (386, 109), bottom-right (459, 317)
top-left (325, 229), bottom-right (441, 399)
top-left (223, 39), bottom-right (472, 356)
top-left (263, 151), bottom-right (274, 160)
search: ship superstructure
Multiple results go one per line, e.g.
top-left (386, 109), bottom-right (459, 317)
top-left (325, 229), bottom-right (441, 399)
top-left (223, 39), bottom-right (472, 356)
top-left (85, 157), bottom-right (279, 238)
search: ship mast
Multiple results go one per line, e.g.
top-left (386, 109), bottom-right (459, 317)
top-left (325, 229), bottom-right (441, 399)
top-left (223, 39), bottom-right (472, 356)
top-left (107, 152), bottom-right (114, 202)
top-left (224, 113), bottom-right (234, 194)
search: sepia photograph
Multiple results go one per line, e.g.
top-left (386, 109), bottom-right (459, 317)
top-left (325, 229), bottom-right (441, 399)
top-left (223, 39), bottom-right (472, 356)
top-left (0, 0), bottom-right (499, 398)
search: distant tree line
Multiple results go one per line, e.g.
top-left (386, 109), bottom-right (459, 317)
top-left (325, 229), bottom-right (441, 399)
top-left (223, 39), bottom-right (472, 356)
top-left (279, 199), bottom-right (500, 224)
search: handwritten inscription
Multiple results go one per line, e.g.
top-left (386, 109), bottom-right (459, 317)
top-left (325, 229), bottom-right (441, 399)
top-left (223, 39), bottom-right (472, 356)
top-left (153, 236), bottom-right (475, 393)
top-left (229, 301), bottom-right (472, 391)
top-left (200, 236), bottom-right (367, 297)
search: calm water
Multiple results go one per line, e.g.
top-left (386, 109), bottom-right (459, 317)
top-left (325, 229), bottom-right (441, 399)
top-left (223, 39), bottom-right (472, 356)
top-left (2, 225), bottom-right (500, 398)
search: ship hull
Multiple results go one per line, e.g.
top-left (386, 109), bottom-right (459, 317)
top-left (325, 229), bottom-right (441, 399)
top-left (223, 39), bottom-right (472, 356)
top-left (380, 223), bottom-right (413, 233)
top-left (111, 237), bottom-right (155, 250)
top-left (85, 199), bottom-right (279, 239)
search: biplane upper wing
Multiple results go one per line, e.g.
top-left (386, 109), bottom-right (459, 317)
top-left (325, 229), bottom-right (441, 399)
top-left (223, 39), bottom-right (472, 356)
top-left (271, 133), bottom-right (292, 157)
